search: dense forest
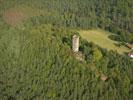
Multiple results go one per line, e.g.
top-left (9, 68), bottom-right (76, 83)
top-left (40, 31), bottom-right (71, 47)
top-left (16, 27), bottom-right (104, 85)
top-left (1, 0), bottom-right (133, 43)
top-left (0, 0), bottom-right (133, 100)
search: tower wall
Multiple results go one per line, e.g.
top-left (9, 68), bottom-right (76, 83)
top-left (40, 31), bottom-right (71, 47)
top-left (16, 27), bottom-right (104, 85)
top-left (72, 35), bottom-right (79, 52)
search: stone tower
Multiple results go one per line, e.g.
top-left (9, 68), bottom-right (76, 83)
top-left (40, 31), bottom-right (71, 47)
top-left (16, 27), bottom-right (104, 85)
top-left (72, 35), bottom-right (79, 52)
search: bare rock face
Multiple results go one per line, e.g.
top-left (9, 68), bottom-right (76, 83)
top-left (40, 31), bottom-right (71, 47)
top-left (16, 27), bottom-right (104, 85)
top-left (74, 52), bottom-right (85, 62)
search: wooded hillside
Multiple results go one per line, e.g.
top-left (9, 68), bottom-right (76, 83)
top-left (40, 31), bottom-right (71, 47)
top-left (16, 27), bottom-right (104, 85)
top-left (0, 0), bottom-right (133, 100)
top-left (1, 0), bottom-right (132, 43)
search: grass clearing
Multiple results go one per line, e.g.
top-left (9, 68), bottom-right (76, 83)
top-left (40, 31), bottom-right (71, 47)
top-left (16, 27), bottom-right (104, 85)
top-left (79, 29), bottom-right (130, 54)
top-left (2, 5), bottom-right (45, 26)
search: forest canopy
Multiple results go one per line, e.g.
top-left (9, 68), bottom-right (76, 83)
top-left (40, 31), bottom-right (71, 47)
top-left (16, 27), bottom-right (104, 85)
top-left (0, 0), bottom-right (133, 100)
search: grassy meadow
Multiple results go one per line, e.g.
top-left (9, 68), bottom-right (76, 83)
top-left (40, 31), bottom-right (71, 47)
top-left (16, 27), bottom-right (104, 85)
top-left (79, 29), bottom-right (130, 54)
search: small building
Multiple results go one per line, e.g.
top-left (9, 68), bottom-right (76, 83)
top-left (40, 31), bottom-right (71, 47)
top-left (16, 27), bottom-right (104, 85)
top-left (100, 74), bottom-right (108, 81)
top-left (72, 35), bottom-right (79, 52)
top-left (126, 43), bottom-right (133, 50)
top-left (128, 53), bottom-right (133, 58)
